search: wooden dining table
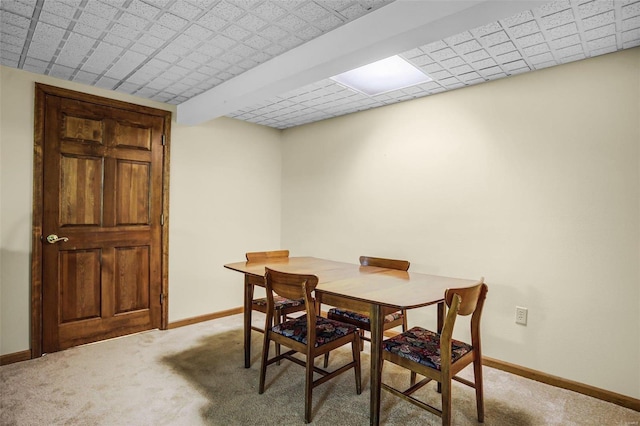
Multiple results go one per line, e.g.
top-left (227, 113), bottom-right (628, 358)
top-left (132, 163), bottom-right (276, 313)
top-left (224, 256), bottom-right (480, 425)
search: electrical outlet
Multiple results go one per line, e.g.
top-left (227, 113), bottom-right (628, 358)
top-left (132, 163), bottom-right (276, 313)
top-left (515, 306), bottom-right (528, 325)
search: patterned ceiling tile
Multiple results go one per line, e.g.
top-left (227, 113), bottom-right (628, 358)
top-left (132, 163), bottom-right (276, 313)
top-left (622, 1), bottom-right (640, 18)
top-left (2, 1), bottom-right (35, 17)
top-left (622, 27), bottom-right (640, 45)
top-left (237, 13), bottom-right (268, 32)
top-left (148, 24), bottom-right (177, 41)
top-left (77, 12), bottom-right (111, 32)
top-left (57, 33), bottom-right (95, 67)
top-left (581, 10), bottom-right (616, 29)
top-left (84, 1), bottom-right (118, 20)
top-left (23, 41), bottom-right (49, 62)
top-left (95, 75), bottom-right (120, 90)
top-left (39, 10), bottom-right (73, 29)
top-left (157, 12), bottom-right (189, 30)
top-left (578, 0), bottom-right (614, 18)
top-left (169, 1), bottom-right (203, 20)
top-left (228, 0), bottom-right (640, 129)
top-left (50, 63), bottom-right (74, 79)
top-left (73, 69), bottom-right (99, 85)
top-left (1, 0), bottom-right (638, 129)
top-left (83, 43), bottom-right (124, 74)
top-left (23, 56), bottom-right (48, 73)
top-left (118, 11), bottom-right (151, 31)
top-left (126, 0), bottom-right (162, 20)
top-left (509, 20), bottom-right (541, 38)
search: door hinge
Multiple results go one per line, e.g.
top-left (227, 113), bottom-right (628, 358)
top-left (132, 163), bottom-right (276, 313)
top-left (160, 213), bottom-right (164, 226)
top-left (160, 294), bottom-right (166, 304)
top-left (161, 134), bottom-right (166, 146)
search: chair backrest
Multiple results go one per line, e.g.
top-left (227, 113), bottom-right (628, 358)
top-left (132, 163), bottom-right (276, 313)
top-left (246, 250), bottom-right (289, 262)
top-left (444, 278), bottom-right (486, 316)
top-left (264, 268), bottom-right (318, 329)
top-left (359, 256), bottom-right (410, 271)
top-left (440, 279), bottom-right (488, 367)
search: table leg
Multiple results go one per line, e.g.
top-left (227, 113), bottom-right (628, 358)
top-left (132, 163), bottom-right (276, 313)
top-left (244, 274), bottom-right (254, 368)
top-left (369, 304), bottom-right (383, 426)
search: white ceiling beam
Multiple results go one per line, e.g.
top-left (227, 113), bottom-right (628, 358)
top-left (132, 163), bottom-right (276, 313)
top-left (177, 0), bottom-right (544, 125)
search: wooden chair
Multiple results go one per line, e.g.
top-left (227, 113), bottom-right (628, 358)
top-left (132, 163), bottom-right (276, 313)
top-left (327, 256), bottom-right (410, 348)
top-left (380, 280), bottom-right (488, 425)
top-left (259, 268), bottom-right (362, 423)
top-left (246, 250), bottom-right (306, 364)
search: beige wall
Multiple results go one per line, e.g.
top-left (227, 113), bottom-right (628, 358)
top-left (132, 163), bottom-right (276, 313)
top-left (0, 66), bottom-right (282, 354)
top-left (169, 117), bottom-right (282, 320)
top-left (281, 48), bottom-right (640, 398)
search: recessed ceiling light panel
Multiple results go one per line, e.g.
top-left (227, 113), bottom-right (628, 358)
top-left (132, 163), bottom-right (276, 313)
top-left (330, 55), bottom-right (432, 96)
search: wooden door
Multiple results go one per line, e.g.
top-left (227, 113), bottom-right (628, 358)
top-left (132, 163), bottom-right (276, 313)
top-left (33, 84), bottom-right (171, 354)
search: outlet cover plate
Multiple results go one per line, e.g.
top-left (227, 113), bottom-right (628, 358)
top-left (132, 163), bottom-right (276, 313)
top-left (516, 306), bottom-right (528, 325)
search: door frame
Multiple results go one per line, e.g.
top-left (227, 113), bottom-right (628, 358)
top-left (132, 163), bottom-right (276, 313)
top-left (31, 83), bottom-right (172, 358)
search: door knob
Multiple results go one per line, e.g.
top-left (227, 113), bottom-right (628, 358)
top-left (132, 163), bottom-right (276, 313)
top-left (46, 234), bottom-right (69, 244)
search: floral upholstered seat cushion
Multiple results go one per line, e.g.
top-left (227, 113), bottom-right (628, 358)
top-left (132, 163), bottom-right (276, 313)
top-left (272, 315), bottom-right (358, 347)
top-left (382, 326), bottom-right (472, 370)
top-left (253, 296), bottom-right (304, 309)
top-left (328, 307), bottom-right (403, 324)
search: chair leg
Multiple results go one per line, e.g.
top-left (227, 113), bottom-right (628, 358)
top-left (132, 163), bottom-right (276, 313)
top-left (352, 333), bottom-right (362, 394)
top-left (259, 333), bottom-right (271, 394)
top-left (441, 377), bottom-right (452, 426)
top-left (473, 356), bottom-right (485, 422)
top-left (304, 352), bottom-right (314, 423)
top-left (402, 312), bottom-right (418, 385)
top-left (274, 311), bottom-right (281, 366)
top-left (410, 371), bottom-right (417, 386)
top-left (325, 328), bottom-right (361, 368)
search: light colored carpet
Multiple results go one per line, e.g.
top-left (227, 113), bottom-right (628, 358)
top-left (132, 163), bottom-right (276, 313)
top-left (1, 313), bottom-right (638, 425)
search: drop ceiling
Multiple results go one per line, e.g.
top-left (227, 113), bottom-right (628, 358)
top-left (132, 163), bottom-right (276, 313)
top-left (1, 0), bottom-right (639, 129)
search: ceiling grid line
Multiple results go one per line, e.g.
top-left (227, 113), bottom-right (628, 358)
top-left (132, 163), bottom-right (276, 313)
top-left (120, 3), bottom-right (222, 100)
top-left (69, 0), bottom-right (132, 85)
top-left (615, 1), bottom-right (625, 49)
top-left (16, 0), bottom-right (43, 69)
top-left (45, 0), bottom-right (90, 76)
top-left (498, 17), bottom-right (537, 73)
top-left (530, 4), bottom-right (572, 66)
top-left (139, 0), bottom-right (351, 103)
top-left (572, 2), bottom-right (596, 55)
top-left (110, 0), bottom-right (186, 93)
